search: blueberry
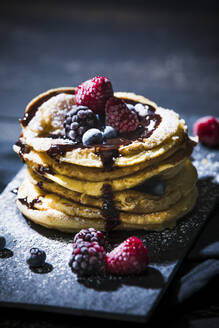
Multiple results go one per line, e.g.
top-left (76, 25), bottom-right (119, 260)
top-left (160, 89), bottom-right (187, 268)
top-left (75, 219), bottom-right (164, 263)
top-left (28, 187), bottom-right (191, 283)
top-left (134, 177), bottom-right (166, 196)
top-left (82, 128), bottom-right (103, 146)
top-left (152, 181), bottom-right (166, 196)
top-left (0, 236), bottom-right (6, 250)
top-left (103, 126), bottom-right (117, 139)
top-left (26, 248), bottom-right (46, 267)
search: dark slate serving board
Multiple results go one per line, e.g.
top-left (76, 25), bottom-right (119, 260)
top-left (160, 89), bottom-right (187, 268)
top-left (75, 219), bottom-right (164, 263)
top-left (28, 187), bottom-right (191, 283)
top-left (0, 144), bottom-right (219, 323)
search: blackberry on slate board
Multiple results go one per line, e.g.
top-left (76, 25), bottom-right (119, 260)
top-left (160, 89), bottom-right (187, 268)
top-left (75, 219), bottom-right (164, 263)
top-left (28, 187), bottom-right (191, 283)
top-left (74, 228), bottom-right (106, 247)
top-left (64, 105), bottom-right (98, 143)
top-left (69, 241), bottom-right (106, 276)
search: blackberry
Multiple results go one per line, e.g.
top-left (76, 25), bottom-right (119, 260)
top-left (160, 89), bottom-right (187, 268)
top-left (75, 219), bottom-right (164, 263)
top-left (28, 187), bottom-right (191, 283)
top-left (64, 105), bottom-right (98, 143)
top-left (0, 236), bottom-right (6, 250)
top-left (26, 248), bottom-right (46, 267)
top-left (74, 228), bottom-right (106, 247)
top-left (69, 241), bottom-right (106, 276)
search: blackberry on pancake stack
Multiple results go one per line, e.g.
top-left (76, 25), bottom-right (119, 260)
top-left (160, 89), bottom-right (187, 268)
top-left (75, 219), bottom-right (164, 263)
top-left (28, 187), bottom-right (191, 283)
top-left (14, 76), bottom-right (198, 232)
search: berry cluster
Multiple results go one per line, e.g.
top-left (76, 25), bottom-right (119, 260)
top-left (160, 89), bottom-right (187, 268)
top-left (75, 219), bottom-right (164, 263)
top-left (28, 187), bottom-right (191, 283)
top-left (64, 76), bottom-right (146, 146)
top-left (69, 228), bottom-right (149, 276)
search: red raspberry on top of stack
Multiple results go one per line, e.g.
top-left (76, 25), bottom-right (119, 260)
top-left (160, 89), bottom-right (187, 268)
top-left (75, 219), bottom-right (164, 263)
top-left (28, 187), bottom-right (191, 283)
top-left (75, 76), bottom-right (113, 114)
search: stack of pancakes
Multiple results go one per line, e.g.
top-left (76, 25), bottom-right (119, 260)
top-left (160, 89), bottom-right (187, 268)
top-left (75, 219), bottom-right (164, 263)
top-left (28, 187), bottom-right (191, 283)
top-left (14, 87), bottom-right (198, 232)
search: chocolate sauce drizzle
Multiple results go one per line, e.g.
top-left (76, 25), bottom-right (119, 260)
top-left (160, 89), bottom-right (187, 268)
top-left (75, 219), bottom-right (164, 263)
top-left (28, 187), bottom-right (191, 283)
top-left (47, 144), bottom-right (77, 158)
top-left (15, 140), bottom-right (30, 162)
top-left (101, 184), bottom-right (120, 232)
top-left (11, 187), bottom-right (18, 195)
top-left (18, 197), bottom-right (41, 210)
top-left (36, 165), bottom-right (54, 176)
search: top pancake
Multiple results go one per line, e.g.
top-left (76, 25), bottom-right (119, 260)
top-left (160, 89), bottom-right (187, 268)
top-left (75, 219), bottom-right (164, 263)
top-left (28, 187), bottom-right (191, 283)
top-left (18, 87), bottom-right (191, 169)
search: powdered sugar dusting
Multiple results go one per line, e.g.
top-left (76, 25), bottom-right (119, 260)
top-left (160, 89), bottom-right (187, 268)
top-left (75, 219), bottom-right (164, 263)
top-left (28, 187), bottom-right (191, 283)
top-left (0, 144), bottom-right (218, 318)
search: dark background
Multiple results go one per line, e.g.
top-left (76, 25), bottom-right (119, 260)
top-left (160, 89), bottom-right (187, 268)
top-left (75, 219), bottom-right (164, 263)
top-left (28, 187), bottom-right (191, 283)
top-left (0, 1), bottom-right (219, 327)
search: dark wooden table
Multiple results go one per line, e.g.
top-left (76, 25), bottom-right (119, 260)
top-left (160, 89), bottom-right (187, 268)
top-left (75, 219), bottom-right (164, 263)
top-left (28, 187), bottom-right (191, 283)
top-left (0, 1), bottom-right (219, 327)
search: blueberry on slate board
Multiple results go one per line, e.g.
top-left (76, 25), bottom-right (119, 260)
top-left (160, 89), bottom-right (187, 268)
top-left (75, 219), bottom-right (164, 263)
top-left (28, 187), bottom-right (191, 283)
top-left (26, 248), bottom-right (46, 267)
top-left (103, 126), bottom-right (117, 139)
top-left (0, 236), bottom-right (6, 250)
top-left (82, 128), bottom-right (103, 146)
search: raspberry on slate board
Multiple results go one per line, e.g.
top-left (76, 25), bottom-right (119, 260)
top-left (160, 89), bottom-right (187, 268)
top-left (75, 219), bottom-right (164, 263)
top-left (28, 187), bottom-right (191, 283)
top-left (75, 76), bottom-right (113, 114)
top-left (193, 116), bottom-right (219, 147)
top-left (106, 236), bottom-right (149, 275)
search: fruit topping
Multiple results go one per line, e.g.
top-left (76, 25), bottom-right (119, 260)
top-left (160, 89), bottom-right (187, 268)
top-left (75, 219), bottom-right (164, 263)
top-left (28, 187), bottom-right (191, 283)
top-left (193, 116), bottom-right (219, 147)
top-left (69, 241), bottom-right (106, 276)
top-left (105, 97), bottom-right (139, 133)
top-left (106, 236), bottom-right (149, 275)
top-left (134, 103), bottom-right (149, 118)
top-left (73, 228), bottom-right (106, 247)
top-left (0, 236), bottom-right (6, 250)
top-left (64, 105), bottom-right (98, 143)
top-left (103, 126), bottom-right (117, 139)
top-left (75, 76), bottom-right (113, 114)
top-left (26, 248), bottom-right (46, 268)
top-left (82, 128), bottom-right (103, 146)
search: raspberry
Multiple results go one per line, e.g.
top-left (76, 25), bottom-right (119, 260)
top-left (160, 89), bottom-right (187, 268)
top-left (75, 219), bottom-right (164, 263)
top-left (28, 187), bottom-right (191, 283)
top-left (73, 228), bottom-right (106, 247)
top-left (64, 105), bottom-right (98, 143)
top-left (105, 97), bottom-right (139, 133)
top-left (106, 236), bottom-right (149, 275)
top-left (75, 76), bottom-right (113, 114)
top-left (193, 116), bottom-right (219, 147)
top-left (69, 241), bottom-right (106, 276)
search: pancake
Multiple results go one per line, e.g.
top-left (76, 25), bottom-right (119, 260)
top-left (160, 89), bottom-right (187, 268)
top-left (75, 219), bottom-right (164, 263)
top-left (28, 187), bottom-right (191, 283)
top-left (27, 160), bottom-right (197, 214)
top-left (13, 133), bottom-right (193, 181)
top-left (17, 170), bottom-right (198, 232)
top-left (14, 83), bottom-right (198, 233)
